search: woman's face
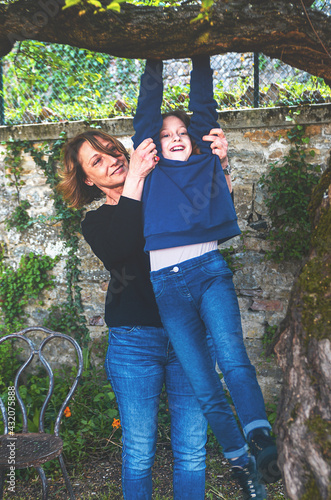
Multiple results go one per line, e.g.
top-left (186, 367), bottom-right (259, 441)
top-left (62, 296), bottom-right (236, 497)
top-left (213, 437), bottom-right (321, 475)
top-left (160, 115), bottom-right (192, 162)
top-left (78, 138), bottom-right (129, 193)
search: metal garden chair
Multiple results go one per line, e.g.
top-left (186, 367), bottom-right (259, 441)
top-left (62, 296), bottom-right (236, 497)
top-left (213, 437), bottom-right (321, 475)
top-left (0, 327), bottom-right (83, 499)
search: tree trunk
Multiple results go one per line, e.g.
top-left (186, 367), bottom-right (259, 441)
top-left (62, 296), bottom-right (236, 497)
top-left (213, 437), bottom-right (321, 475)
top-left (274, 159), bottom-right (331, 500)
top-left (0, 0), bottom-right (331, 84)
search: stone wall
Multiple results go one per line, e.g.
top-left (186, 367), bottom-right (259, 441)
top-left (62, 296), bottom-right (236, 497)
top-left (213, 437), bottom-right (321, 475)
top-left (0, 103), bottom-right (330, 404)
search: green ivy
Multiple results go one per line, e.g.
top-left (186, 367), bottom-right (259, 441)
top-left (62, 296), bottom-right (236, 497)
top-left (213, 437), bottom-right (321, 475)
top-left (259, 121), bottom-right (321, 261)
top-left (262, 324), bottom-right (278, 347)
top-left (276, 76), bottom-right (330, 107)
top-left (0, 251), bottom-right (58, 333)
top-left (219, 244), bottom-right (243, 273)
top-left (0, 249), bottom-right (58, 390)
top-left (27, 133), bottom-right (90, 346)
top-left (5, 199), bottom-right (32, 231)
top-left (0, 134), bottom-right (90, 347)
top-left (1, 139), bottom-right (26, 203)
top-left (1, 139), bottom-right (32, 230)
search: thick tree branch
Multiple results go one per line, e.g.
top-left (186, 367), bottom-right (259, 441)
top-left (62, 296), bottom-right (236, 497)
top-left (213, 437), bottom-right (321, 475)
top-left (0, 0), bottom-right (330, 84)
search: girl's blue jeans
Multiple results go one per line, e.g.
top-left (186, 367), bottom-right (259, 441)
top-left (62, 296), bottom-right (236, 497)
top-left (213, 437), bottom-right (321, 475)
top-left (150, 250), bottom-right (270, 458)
top-left (105, 325), bottom-right (208, 500)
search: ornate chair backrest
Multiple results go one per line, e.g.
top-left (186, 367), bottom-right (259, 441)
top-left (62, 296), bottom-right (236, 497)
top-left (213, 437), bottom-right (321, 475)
top-left (0, 327), bottom-right (83, 437)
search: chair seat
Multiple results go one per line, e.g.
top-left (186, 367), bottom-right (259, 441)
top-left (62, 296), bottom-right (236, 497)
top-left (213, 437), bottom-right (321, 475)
top-left (0, 433), bottom-right (63, 468)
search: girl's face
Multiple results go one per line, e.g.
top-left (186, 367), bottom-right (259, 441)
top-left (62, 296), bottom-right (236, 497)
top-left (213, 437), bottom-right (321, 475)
top-left (78, 138), bottom-right (129, 193)
top-left (160, 115), bottom-right (192, 162)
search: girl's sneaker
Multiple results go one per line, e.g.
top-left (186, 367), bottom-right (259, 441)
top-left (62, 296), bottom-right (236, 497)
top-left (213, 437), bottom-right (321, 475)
top-left (248, 428), bottom-right (281, 484)
top-left (232, 456), bottom-right (267, 500)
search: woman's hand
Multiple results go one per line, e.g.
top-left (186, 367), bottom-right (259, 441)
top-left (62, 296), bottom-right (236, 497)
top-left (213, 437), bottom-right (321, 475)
top-left (122, 138), bottom-right (159, 201)
top-left (128, 138), bottom-right (159, 178)
top-left (202, 128), bottom-right (232, 193)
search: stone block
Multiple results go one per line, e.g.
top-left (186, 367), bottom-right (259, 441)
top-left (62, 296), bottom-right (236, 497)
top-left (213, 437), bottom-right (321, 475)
top-left (249, 299), bottom-right (284, 312)
top-left (268, 150), bottom-right (284, 160)
top-left (244, 129), bottom-right (272, 146)
top-left (305, 125), bottom-right (322, 136)
top-left (89, 315), bottom-right (105, 326)
top-left (241, 310), bottom-right (266, 340)
top-left (232, 184), bottom-right (253, 219)
top-left (243, 236), bottom-right (266, 252)
top-left (101, 281), bottom-right (109, 292)
top-left (239, 288), bottom-right (263, 298)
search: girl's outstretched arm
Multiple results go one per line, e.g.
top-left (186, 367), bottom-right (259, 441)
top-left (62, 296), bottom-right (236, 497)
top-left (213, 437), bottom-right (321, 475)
top-left (132, 59), bottom-right (164, 151)
top-left (188, 55), bottom-right (220, 153)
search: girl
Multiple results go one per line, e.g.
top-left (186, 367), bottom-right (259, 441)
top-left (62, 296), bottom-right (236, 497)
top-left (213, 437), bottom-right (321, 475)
top-left (133, 56), bottom-right (280, 499)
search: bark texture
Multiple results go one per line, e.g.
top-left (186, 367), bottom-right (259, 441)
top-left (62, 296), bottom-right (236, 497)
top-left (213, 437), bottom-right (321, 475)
top-left (274, 160), bottom-right (331, 500)
top-left (0, 0), bottom-right (331, 84)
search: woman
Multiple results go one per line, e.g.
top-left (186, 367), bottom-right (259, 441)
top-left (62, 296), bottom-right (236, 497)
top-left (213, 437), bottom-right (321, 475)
top-left (58, 127), bottom-right (231, 500)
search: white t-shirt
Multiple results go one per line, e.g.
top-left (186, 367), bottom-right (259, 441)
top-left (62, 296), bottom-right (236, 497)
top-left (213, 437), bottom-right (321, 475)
top-left (150, 241), bottom-right (218, 272)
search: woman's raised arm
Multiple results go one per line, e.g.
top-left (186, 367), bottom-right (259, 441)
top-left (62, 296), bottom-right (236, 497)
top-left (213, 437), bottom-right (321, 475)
top-left (122, 138), bottom-right (159, 201)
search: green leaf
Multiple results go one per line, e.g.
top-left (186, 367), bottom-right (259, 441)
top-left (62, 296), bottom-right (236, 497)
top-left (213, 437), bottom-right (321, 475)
top-left (93, 393), bottom-right (104, 402)
top-left (202, 0), bottom-right (214, 8)
top-left (67, 76), bottom-right (76, 86)
top-left (107, 1), bottom-right (121, 11)
top-left (190, 13), bottom-right (204, 23)
top-left (63, 0), bottom-right (82, 9)
top-left (32, 409), bottom-right (40, 430)
top-left (88, 0), bottom-right (102, 7)
top-left (107, 392), bottom-right (116, 401)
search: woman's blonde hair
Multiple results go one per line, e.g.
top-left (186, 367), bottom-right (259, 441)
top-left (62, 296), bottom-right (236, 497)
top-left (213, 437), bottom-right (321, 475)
top-left (58, 130), bottom-right (130, 208)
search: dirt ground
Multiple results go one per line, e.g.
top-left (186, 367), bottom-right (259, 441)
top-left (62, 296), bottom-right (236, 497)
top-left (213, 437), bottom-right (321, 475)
top-left (2, 443), bottom-right (286, 500)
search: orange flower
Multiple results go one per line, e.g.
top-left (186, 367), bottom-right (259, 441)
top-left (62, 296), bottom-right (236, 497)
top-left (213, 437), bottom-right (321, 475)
top-left (64, 406), bottom-right (71, 418)
top-left (112, 418), bottom-right (121, 430)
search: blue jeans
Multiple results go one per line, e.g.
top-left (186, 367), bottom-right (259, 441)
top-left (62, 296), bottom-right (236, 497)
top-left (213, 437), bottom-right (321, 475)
top-left (150, 250), bottom-right (270, 458)
top-left (105, 325), bottom-right (208, 500)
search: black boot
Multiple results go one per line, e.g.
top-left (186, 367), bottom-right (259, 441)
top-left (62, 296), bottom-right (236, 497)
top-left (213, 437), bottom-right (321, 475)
top-left (232, 456), bottom-right (267, 500)
top-left (248, 428), bottom-right (281, 484)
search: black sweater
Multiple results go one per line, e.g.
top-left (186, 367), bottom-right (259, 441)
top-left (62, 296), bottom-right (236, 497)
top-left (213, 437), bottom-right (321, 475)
top-left (81, 196), bottom-right (162, 327)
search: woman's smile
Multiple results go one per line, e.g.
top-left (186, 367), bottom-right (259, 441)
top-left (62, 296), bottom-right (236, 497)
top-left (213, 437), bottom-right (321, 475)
top-left (111, 164), bottom-right (125, 175)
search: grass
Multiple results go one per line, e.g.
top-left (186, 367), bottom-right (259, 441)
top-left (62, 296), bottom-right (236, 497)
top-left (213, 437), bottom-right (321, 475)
top-left (2, 442), bottom-right (287, 499)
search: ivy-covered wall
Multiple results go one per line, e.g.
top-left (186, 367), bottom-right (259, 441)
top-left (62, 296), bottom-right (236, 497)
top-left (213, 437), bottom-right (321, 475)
top-left (0, 103), bottom-right (330, 404)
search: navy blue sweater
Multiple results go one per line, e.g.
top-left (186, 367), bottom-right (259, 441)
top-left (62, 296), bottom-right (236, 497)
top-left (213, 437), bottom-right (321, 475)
top-left (132, 56), bottom-right (241, 252)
